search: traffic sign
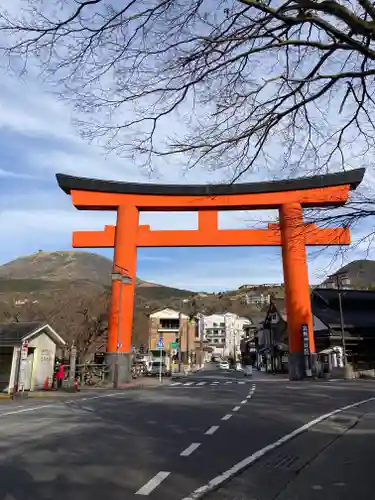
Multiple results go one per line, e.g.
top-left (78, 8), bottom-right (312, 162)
top-left (171, 341), bottom-right (177, 349)
top-left (156, 336), bottom-right (164, 349)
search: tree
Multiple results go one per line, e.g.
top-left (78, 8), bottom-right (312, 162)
top-left (1, 0), bottom-right (375, 181)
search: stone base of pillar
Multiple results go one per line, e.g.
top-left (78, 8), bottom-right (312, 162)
top-left (288, 352), bottom-right (306, 380)
top-left (105, 352), bottom-right (132, 386)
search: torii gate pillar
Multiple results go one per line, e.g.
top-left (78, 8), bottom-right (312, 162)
top-left (56, 168), bottom-right (365, 382)
top-left (280, 203), bottom-right (315, 379)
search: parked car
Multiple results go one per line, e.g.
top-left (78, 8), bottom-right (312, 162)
top-left (148, 362), bottom-right (171, 377)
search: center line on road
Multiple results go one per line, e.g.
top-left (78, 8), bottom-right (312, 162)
top-left (205, 425), bottom-right (219, 435)
top-left (197, 382), bottom-right (206, 386)
top-left (241, 400), bottom-right (247, 404)
top-left (180, 443), bottom-right (201, 456)
top-left (221, 414), bottom-right (232, 421)
top-left (135, 471), bottom-right (170, 495)
top-left (232, 406), bottom-right (241, 412)
top-left (184, 382), bottom-right (194, 386)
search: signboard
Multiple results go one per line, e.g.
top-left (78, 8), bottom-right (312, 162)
top-left (21, 340), bottom-right (29, 360)
top-left (171, 341), bottom-right (177, 349)
top-left (301, 324), bottom-right (310, 355)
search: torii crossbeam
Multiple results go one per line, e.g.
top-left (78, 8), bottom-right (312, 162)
top-left (56, 168), bottom-right (365, 381)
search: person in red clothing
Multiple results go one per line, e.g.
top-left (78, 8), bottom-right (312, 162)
top-left (56, 362), bottom-right (65, 389)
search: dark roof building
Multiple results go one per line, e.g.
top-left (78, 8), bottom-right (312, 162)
top-left (0, 322), bottom-right (65, 348)
top-left (260, 289), bottom-right (375, 367)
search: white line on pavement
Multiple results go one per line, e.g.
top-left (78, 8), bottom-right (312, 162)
top-left (212, 381), bottom-right (219, 384)
top-left (241, 400), bottom-right (247, 404)
top-left (182, 396), bottom-right (375, 500)
top-left (232, 406), bottom-right (241, 412)
top-left (205, 426), bottom-right (219, 435)
top-left (225, 381), bottom-right (232, 384)
top-left (184, 382), bottom-right (194, 386)
top-left (180, 443), bottom-right (201, 457)
top-left (221, 414), bottom-right (232, 421)
top-left (238, 381), bottom-right (245, 384)
top-left (171, 382), bottom-right (182, 386)
top-left (196, 382), bottom-right (207, 386)
top-left (246, 395), bottom-right (252, 399)
top-left (135, 471), bottom-right (170, 495)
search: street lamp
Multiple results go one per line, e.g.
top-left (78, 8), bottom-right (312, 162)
top-left (111, 266), bottom-right (132, 388)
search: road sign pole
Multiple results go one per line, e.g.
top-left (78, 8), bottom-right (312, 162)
top-left (159, 351), bottom-right (162, 383)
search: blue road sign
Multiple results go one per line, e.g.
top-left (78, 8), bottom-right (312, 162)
top-left (156, 336), bottom-right (164, 349)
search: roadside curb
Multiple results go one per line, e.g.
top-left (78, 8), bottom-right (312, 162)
top-left (0, 379), bottom-right (171, 401)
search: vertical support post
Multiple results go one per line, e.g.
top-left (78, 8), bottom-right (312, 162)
top-left (106, 205), bottom-right (139, 384)
top-left (279, 203), bottom-right (315, 380)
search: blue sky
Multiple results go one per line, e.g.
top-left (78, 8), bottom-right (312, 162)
top-left (0, 1), bottom-right (374, 291)
top-left (0, 70), bottom-right (373, 292)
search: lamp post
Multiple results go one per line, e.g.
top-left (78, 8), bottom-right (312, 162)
top-left (333, 272), bottom-right (348, 367)
top-left (111, 266), bottom-right (132, 388)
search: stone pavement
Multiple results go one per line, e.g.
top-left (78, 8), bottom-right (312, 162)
top-left (203, 400), bottom-right (375, 500)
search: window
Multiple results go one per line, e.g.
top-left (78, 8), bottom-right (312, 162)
top-left (213, 329), bottom-right (219, 335)
top-left (160, 319), bottom-right (180, 330)
top-left (220, 322), bottom-right (225, 327)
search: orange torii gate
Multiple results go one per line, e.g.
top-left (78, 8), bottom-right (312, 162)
top-left (56, 168), bottom-right (365, 381)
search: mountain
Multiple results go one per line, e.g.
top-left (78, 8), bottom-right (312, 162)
top-left (0, 251), bottom-right (113, 284)
top-left (0, 250), bottom-right (271, 354)
top-left (326, 260), bottom-right (375, 288)
top-left (0, 251), bottom-right (192, 296)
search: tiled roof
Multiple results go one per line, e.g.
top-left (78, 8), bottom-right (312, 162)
top-left (312, 289), bottom-right (375, 329)
top-left (0, 321), bottom-right (44, 347)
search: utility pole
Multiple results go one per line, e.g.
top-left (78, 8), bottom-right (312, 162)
top-left (178, 311), bottom-right (183, 373)
top-left (335, 274), bottom-right (347, 367)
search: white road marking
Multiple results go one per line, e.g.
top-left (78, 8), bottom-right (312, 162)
top-left (171, 382), bottom-right (182, 386)
top-left (221, 414), bottom-right (232, 421)
top-left (210, 383), bottom-right (218, 386)
top-left (205, 425), bottom-right (219, 435)
top-left (232, 406), bottom-right (241, 412)
top-left (197, 382), bottom-right (206, 386)
top-left (246, 395), bottom-right (252, 399)
top-left (0, 392), bottom-right (128, 418)
top-left (0, 404), bottom-right (55, 417)
top-left (182, 396), bottom-right (375, 500)
top-left (225, 381), bottom-right (232, 384)
top-left (212, 381), bottom-right (219, 384)
top-left (184, 382), bottom-right (194, 386)
top-left (238, 381), bottom-right (245, 384)
top-left (241, 400), bottom-right (247, 404)
top-left (135, 471), bottom-right (170, 495)
top-left (180, 442), bottom-right (201, 456)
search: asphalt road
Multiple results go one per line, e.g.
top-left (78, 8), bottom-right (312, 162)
top-left (0, 366), bottom-right (374, 500)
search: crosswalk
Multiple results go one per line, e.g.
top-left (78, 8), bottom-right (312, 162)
top-left (168, 379), bottom-right (249, 388)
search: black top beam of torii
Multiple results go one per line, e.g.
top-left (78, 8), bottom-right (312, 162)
top-left (56, 168), bottom-right (365, 197)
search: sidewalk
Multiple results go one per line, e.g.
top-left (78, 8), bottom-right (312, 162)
top-left (1, 376), bottom-right (169, 400)
top-left (202, 401), bottom-right (375, 500)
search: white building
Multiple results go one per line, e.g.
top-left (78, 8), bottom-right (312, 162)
top-left (202, 313), bottom-right (251, 358)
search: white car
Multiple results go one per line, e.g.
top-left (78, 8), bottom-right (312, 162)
top-left (219, 360), bottom-right (230, 370)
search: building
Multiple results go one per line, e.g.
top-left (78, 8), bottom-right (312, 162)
top-left (0, 322), bottom-right (66, 393)
top-left (202, 313), bottom-right (251, 359)
top-left (311, 288), bottom-right (375, 368)
top-left (259, 289), bottom-right (375, 373)
top-left (244, 292), bottom-right (271, 305)
top-left (148, 308), bottom-right (197, 362)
